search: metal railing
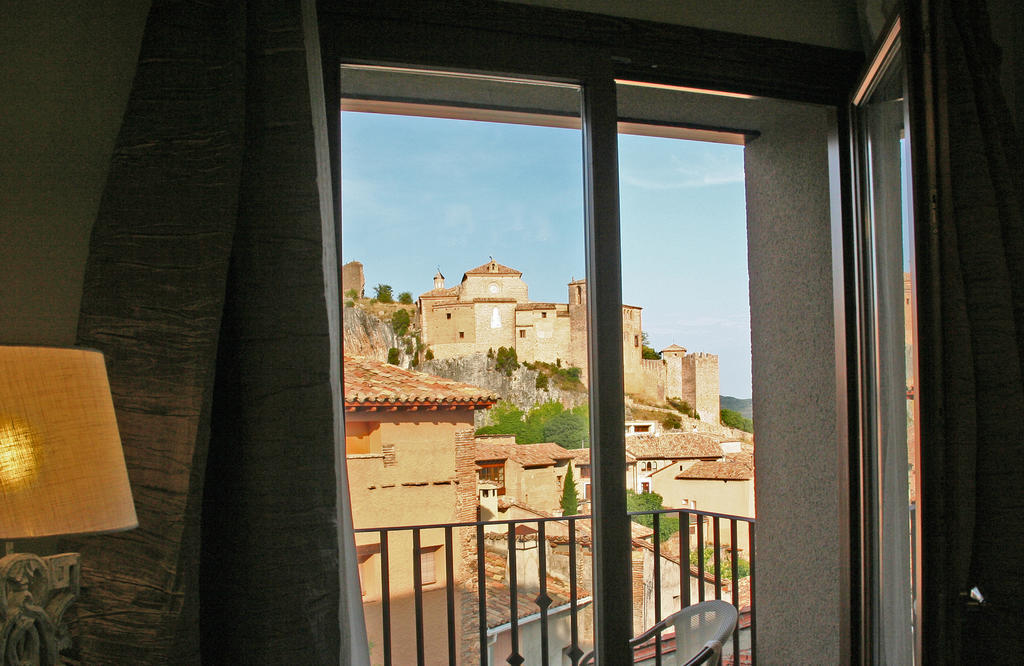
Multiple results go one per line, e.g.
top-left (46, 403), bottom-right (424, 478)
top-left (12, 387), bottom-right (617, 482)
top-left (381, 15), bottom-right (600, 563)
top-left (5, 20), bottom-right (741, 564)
top-left (354, 508), bottom-right (754, 665)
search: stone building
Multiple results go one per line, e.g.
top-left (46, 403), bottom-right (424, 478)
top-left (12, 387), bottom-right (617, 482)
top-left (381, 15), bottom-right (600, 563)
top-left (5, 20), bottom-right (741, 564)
top-left (342, 260), bottom-right (365, 299)
top-left (418, 259), bottom-right (720, 422)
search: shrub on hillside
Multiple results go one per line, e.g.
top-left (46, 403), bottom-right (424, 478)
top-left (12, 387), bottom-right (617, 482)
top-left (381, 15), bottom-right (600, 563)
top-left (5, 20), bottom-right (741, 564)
top-left (661, 413), bottom-right (682, 430)
top-left (667, 397), bottom-right (698, 419)
top-left (374, 284), bottom-right (394, 303)
top-left (720, 408), bottom-right (753, 433)
top-left (398, 291), bottom-right (413, 304)
top-left (391, 308), bottom-right (410, 336)
top-left (495, 346), bottom-right (519, 375)
top-left (387, 347), bottom-right (400, 365)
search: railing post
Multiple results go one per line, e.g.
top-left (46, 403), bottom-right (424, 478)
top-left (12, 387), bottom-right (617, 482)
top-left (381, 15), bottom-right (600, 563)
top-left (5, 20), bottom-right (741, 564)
top-left (380, 529), bottom-right (392, 666)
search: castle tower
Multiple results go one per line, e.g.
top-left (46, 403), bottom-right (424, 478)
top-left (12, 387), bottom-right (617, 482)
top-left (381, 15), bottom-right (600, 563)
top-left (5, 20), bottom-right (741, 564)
top-left (681, 352), bottom-right (720, 423)
top-left (568, 279), bottom-right (589, 383)
top-left (662, 344), bottom-right (687, 402)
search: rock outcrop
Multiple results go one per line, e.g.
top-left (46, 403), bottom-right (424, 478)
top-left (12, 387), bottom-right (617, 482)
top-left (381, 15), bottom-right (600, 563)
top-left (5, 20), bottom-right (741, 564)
top-left (420, 354), bottom-right (587, 425)
top-left (342, 305), bottom-right (410, 364)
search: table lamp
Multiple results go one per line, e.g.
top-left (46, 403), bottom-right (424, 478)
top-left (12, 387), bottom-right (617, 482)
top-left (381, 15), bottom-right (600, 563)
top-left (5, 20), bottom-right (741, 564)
top-left (0, 346), bottom-right (137, 665)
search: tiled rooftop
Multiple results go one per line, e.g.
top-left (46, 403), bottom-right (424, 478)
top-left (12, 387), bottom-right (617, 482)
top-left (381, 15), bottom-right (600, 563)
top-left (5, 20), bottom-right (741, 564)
top-left (343, 355), bottom-right (498, 408)
top-left (675, 453), bottom-right (755, 481)
top-left (567, 448), bottom-right (637, 465)
top-left (475, 440), bottom-right (574, 468)
top-left (463, 260), bottom-right (522, 276)
top-left (626, 433), bottom-right (724, 461)
top-left (418, 285), bottom-right (460, 298)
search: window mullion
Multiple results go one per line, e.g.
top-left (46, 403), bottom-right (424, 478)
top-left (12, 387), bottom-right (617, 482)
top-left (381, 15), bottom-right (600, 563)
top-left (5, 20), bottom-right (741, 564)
top-left (581, 68), bottom-right (631, 664)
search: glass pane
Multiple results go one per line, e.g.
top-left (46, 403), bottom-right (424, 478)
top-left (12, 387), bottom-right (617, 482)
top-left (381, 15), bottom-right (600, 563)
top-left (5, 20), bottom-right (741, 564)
top-left (616, 81), bottom-right (755, 663)
top-left (340, 66), bottom-right (594, 665)
top-left (856, 40), bottom-right (919, 664)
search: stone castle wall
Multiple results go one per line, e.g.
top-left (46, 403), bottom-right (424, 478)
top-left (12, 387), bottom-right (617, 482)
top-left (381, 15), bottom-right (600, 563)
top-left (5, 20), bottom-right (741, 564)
top-left (683, 352), bottom-right (720, 422)
top-left (472, 301), bottom-right (518, 353)
top-left (514, 305), bottom-right (571, 364)
top-left (341, 260), bottom-right (364, 298)
top-left (567, 281), bottom-right (589, 383)
top-left (639, 358), bottom-right (667, 403)
top-left (622, 305), bottom-right (643, 395)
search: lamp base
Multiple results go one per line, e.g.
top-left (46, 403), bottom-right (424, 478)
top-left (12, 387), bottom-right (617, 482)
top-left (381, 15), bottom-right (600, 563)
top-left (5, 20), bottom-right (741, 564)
top-left (0, 552), bottom-right (79, 666)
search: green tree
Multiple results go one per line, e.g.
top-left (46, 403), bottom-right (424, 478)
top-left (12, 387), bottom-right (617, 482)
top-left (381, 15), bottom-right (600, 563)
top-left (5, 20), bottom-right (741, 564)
top-left (425, 348), bottom-right (434, 360)
top-left (690, 546), bottom-right (751, 579)
top-left (345, 288), bottom-right (359, 300)
top-left (476, 401), bottom-right (526, 439)
top-left (543, 409), bottom-right (588, 449)
top-left (398, 291), bottom-right (413, 304)
top-left (641, 331), bottom-right (661, 360)
top-left (626, 490), bottom-right (679, 542)
top-left (494, 346), bottom-right (519, 375)
top-left (535, 372), bottom-right (549, 390)
top-left (391, 308), bottom-right (410, 336)
top-left (374, 284), bottom-right (394, 303)
top-left (386, 347), bottom-right (400, 365)
top-left (720, 408), bottom-right (753, 433)
top-left (561, 465), bottom-right (579, 515)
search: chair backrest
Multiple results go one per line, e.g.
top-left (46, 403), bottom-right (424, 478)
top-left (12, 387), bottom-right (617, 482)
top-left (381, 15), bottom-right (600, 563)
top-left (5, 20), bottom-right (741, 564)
top-left (578, 600), bottom-right (738, 665)
top-left (674, 600), bottom-right (738, 666)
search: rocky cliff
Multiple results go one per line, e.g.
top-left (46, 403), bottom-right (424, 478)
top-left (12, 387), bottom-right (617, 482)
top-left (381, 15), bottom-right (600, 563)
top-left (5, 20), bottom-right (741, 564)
top-left (342, 305), bottom-right (410, 364)
top-left (420, 355), bottom-right (587, 423)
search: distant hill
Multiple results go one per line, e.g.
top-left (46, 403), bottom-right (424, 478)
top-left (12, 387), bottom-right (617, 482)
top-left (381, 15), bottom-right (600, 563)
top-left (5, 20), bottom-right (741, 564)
top-left (720, 396), bottom-right (753, 420)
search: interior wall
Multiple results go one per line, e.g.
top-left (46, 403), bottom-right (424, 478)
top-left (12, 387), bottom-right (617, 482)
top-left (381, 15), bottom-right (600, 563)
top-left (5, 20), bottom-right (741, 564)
top-left (510, 0), bottom-right (862, 51)
top-left (0, 1), bottom-right (150, 346)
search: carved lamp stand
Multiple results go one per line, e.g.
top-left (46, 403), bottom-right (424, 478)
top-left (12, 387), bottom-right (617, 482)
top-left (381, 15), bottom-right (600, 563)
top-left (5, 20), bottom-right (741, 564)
top-left (0, 347), bottom-right (138, 665)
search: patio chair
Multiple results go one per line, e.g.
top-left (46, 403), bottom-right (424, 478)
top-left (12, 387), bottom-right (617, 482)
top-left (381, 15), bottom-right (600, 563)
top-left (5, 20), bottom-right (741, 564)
top-left (580, 599), bottom-right (738, 665)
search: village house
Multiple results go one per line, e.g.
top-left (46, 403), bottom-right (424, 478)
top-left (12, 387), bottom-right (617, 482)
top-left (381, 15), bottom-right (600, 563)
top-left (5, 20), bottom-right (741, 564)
top-left (474, 435), bottom-right (576, 515)
top-left (626, 433), bottom-right (726, 494)
top-left (418, 259), bottom-right (720, 420)
top-left (343, 355), bottom-right (497, 662)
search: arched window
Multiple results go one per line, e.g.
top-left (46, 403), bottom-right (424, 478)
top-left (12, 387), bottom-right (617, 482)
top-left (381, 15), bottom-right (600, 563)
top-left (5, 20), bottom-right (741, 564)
top-left (491, 307), bottom-right (501, 328)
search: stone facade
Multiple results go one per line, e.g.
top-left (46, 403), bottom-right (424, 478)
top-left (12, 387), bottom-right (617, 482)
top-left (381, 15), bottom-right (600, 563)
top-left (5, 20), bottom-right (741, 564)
top-left (342, 260), bottom-right (364, 298)
top-left (418, 259), bottom-right (721, 422)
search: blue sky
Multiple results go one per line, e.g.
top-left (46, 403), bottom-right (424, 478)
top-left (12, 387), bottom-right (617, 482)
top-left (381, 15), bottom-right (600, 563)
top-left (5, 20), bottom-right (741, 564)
top-left (341, 112), bottom-right (752, 398)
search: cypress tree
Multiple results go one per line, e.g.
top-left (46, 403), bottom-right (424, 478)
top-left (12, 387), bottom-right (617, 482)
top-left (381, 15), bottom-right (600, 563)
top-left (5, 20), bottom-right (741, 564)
top-left (561, 464), bottom-right (579, 515)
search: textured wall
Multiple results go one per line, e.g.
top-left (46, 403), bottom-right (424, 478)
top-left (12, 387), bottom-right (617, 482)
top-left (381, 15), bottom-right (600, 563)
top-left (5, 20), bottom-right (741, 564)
top-left (745, 101), bottom-right (840, 663)
top-left (0, 1), bottom-right (150, 346)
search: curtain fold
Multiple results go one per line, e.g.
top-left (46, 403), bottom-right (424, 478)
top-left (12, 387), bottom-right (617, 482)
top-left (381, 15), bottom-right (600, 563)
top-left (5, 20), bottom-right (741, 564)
top-left (61, 0), bottom-right (366, 662)
top-left (917, 0), bottom-right (1024, 660)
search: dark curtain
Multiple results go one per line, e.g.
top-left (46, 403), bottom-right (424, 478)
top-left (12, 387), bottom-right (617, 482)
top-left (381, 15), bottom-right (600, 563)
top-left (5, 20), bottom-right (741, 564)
top-left (57, 0), bottom-right (364, 662)
top-left (911, 0), bottom-right (1024, 661)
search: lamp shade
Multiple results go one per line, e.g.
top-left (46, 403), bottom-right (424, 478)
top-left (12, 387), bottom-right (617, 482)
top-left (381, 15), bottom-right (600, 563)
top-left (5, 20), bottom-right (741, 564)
top-left (0, 346), bottom-right (137, 539)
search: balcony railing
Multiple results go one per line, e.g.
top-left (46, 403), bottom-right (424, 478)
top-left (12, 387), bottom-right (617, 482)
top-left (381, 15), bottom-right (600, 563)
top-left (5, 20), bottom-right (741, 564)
top-left (355, 508), bottom-right (755, 665)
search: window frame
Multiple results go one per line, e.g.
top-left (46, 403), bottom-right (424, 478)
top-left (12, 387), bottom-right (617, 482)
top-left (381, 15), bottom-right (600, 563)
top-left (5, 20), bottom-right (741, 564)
top-left (318, 1), bottom-right (867, 661)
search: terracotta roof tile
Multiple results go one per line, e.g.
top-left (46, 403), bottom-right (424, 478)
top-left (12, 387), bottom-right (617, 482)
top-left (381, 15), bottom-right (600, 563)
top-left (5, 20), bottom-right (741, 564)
top-left (516, 302), bottom-right (563, 311)
top-left (626, 433), bottom-right (723, 460)
top-left (343, 355), bottom-right (498, 407)
top-left (463, 260), bottom-right (522, 277)
top-left (566, 448), bottom-right (636, 464)
top-left (474, 440), bottom-right (574, 467)
top-left (675, 453), bottom-right (754, 481)
top-left (418, 285), bottom-right (460, 299)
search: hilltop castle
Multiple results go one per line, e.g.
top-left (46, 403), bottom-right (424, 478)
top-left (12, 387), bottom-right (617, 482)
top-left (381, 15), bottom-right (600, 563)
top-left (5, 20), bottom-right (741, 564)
top-left (417, 259), bottom-right (720, 422)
